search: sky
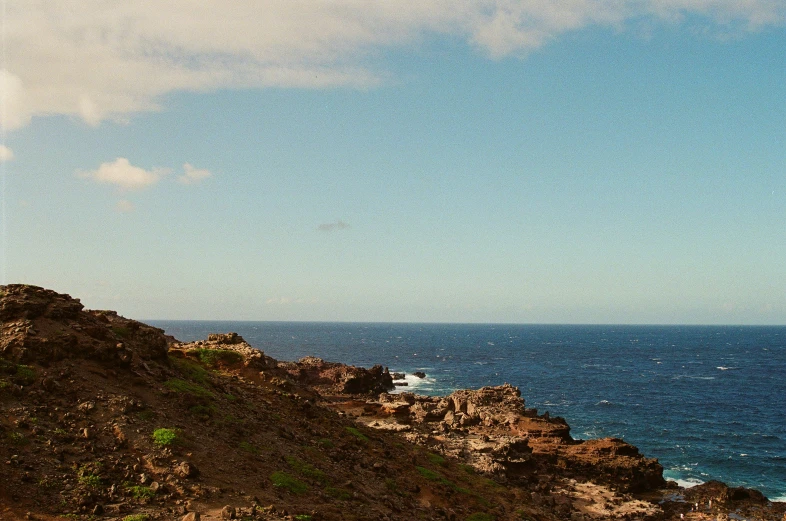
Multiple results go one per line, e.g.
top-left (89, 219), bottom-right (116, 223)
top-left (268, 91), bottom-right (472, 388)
top-left (1, 1), bottom-right (785, 325)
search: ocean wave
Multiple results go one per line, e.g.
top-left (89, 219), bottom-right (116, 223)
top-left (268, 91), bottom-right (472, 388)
top-left (717, 366), bottom-right (738, 371)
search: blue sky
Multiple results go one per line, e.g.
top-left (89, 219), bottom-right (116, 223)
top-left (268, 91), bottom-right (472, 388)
top-left (2, 1), bottom-right (785, 324)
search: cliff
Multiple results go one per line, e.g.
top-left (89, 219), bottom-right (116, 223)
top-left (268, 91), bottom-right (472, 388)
top-left (1, 285), bottom-right (783, 521)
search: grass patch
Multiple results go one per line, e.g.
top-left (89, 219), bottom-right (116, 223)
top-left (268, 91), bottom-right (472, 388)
top-left (190, 348), bottom-right (244, 368)
top-left (152, 428), bottom-right (178, 447)
top-left (7, 431), bottom-right (29, 446)
top-left (294, 516), bottom-right (312, 521)
top-left (189, 404), bottom-right (216, 417)
top-left (125, 484), bottom-right (155, 499)
top-left (427, 452), bottom-right (446, 466)
top-left (164, 378), bottom-right (214, 398)
top-left (112, 326), bottom-right (131, 338)
top-left (286, 456), bottom-right (328, 484)
top-left (170, 357), bottom-right (211, 384)
top-left (345, 426), bottom-right (369, 442)
top-left (416, 466), bottom-right (443, 482)
top-left (270, 471), bottom-right (308, 494)
top-left (77, 463), bottom-right (102, 489)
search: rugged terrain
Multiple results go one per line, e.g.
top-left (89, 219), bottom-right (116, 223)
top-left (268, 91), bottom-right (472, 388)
top-left (1, 285), bottom-right (784, 521)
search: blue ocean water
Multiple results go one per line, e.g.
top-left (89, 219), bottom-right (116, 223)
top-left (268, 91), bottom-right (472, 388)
top-left (148, 321), bottom-right (786, 500)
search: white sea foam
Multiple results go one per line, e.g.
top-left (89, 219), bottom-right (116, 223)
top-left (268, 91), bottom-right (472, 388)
top-left (390, 372), bottom-right (437, 394)
top-left (771, 495), bottom-right (786, 503)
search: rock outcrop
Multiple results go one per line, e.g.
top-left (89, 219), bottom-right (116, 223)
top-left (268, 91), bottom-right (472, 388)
top-left (0, 284), bottom-right (168, 366)
top-left (2, 284), bottom-right (784, 521)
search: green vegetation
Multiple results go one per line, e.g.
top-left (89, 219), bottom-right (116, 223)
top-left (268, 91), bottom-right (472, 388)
top-left (0, 360), bottom-right (36, 386)
top-left (270, 471), bottom-right (308, 494)
top-left (427, 452), bottom-right (446, 466)
top-left (188, 404), bottom-right (216, 417)
top-left (7, 431), bottom-right (29, 446)
top-left (170, 357), bottom-right (211, 383)
top-left (164, 378), bottom-right (214, 398)
top-left (125, 484), bottom-right (155, 499)
top-left (286, 456), bottom-right (328, 484)
top-left (152, 428), bottom-right (178, 447)
top-left (112, 326), bottom-right (131, 338)
top-left (294, 515), bottom-right (313, 521)
top-left (239, 441), bottom-right (260, 454)
top-left (137, 409), bottom-right (156, 421)
top-left (77, 464), bottom-right (102, 488)
top-left (416, 466), bottom-right (443, 481)
top-left (345, 426), bottom-right (369, 442)
top-left (317, 438), bottom-right (334, 449)
top-left (190, 348), bottom-right (243, 367)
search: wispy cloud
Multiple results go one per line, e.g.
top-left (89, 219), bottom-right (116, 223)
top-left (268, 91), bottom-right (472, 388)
top-left (318, 220), bottom-right (351, 232)
top-left (3, 1), bottom-right (783, 131)
top-left (115, 199), bottom-right (135, 213)
top-left (0, 145), bottom-right (13, 162)
top-left (79, 158), bottom-right (168, 191)
top-left (177, 163), bottom-right (211, 185)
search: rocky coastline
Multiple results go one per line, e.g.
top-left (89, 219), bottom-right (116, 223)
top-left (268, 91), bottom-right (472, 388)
top-left (1, 284), bottom-right (784, 521)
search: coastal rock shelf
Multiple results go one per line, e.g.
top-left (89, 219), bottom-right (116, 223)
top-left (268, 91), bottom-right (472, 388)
top-left (1, 284), bottom-right (784, 521)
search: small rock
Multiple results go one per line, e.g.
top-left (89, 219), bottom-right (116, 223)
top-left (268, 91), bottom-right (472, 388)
top-left (182, 513), bottom-right (201, 521)
top-left (220, 505), bottom-right (236, 519)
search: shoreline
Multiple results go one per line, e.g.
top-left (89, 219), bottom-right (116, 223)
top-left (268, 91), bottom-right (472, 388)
top-left (2, 284), bottom-right (785, 521)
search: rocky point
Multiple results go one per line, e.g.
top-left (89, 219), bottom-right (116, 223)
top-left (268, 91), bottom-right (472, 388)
top-left (1, 285), bottom-right (784, 521)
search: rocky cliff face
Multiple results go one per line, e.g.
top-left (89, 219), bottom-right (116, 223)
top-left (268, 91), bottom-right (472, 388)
top-left (1, 285), bottom-right (783, 521)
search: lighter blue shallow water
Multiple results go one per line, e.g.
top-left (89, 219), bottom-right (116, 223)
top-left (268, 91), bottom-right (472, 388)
top-left (148, 322), bottom-right (786, 500)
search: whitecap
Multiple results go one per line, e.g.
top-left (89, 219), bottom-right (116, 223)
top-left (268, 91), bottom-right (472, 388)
top-left (717, 366), bottom-right (738, 371)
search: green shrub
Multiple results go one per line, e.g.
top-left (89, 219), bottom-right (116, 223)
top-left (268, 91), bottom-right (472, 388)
top-left (152, 428), bottom-right (178, 447)
top-left (270, 471), bottom-right (308, 494)
top-left (13, 365), bottom-right (36, 385)
top-left (190, 348), bottom-right (243, 367)
top-left (317, 438), bottom-right (334, 448)
top-left (126, 484), bottom-right (155, 499)
top-left (345, 426), bottom-right (369, 442)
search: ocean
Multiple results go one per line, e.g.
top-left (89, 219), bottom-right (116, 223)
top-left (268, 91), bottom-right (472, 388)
top-left (147, 321), bottom-right (786, 501)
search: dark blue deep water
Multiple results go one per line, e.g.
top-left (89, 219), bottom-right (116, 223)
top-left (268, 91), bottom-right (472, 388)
top-left (148, 322), bottom-right (786, 500)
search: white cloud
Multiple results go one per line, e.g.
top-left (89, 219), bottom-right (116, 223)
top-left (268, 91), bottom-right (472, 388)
top-left (115, 199), bottom-right (135, 213)
top-left (0, 145), bottom-right (13, 162)
top-left (178, 163), bottom-right (211, 185)
top-left (80, 157), bottom-right (169, 190)
top-left (318, 220), bottom-right (351, 232)
top-left (3, 1), bottom-right (784, 131)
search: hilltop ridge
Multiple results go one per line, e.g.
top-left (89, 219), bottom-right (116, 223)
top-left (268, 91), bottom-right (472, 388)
top-left (1, 285), bottom-right (783, 521)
